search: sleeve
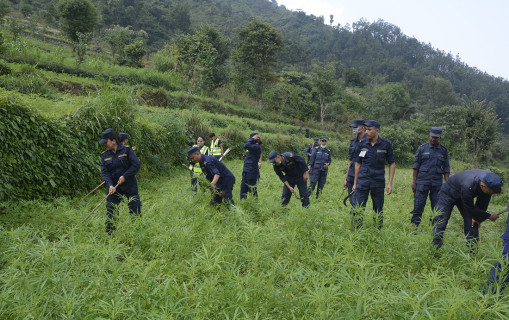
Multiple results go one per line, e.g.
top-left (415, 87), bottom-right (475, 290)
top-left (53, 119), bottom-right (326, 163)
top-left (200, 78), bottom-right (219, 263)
top-left (305, 145), bottom-right (311, 155)
top-left (295, 155), bottom-right (309, 174)
top-left (327, 149), bottom-right (331, 164)
top-left (443, 149), bottom-right (450, 173)
top-left (353, 144), bottom-right (362, 164)
top-left (348, 141), bottom-right (355, 161)
top-left (460, 187), bottom-right (491, 222)
top-left (122, 147), bottom-right (141, 178)
top-left (244, 138), bottom-right (257, 151)
top-left (386, 141), bottom-right (396, 164)
top-left (273, 165), bottom-right (287, 183)
top-left (100, 157), bottom-right (114, 187)
top-left (308, 148), bottom-right (316, 165)
top-left (413, 146), bottom-right (421, 170)
top-left (205, 160), bottom-right (221, 176)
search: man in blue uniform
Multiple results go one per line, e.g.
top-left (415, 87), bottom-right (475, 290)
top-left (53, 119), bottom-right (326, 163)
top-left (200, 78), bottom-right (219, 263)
top-left (432, 169), bottom-right (501, 249)
top-left (485, 213), bottom-right (509, 294)
top-left (188, 146), bottom-right (236, 206)
top-left (351, 120), bottom-right (396, 229)
top-left (308, 136), bottom-right (331, 199)
top-left (411, 127), bottom-right (450, 226)
top-left (343, 119), bottom-right (365, 203)
top-left (269, 150), bottom-right (310, 207)
top-left (100, 128), bottom-right (141, 235)
top-left (241, 133), bottom-right (262, 199)
top-left (305, 138), bottom-right (319, 163)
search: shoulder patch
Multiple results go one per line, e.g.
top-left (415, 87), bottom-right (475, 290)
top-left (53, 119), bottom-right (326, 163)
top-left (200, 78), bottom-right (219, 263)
top-left (104, 157), bottom-right (112, 161)
top-left (118, 154), bottom-right (128, 158)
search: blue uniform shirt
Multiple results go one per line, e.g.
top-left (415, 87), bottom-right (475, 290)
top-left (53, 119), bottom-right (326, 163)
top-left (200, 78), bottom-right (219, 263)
top-left (242, 138), bottom-right (262, 180)
top-left (309, 146), bottom-right (331, 172)
top-left (200, 154), bottom-right (236, 188)
top-left (413, 142), bottom-right (450, 186)
top-left (439, 169), bottom-right (493, 222)
top-left (273, 152), bottom-right (308, 183)
top-left (501, 213), bottom-right (509, 241)
top-left (354, 137), bottom-right (396, 189)
top-left (101, 144), bottom-right (140, 194)
top-left (348, 136), bottom-right (364, 179)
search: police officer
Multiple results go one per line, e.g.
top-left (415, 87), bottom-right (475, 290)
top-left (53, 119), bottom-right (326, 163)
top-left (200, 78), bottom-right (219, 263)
top-left (305, 128), bottom-right (310, 138)
top-left (351, 120), bottom-right (396, 229)
top-left (268, 150), bottom-right (310, 207)
top-left (188, 146), bottom-right (236, 206)
top-left (308, 136), bottom-right (331, 199)
top-left (100, 128), bottom-right (141, 235)
top-left (432, 169), bottom-right (501, 250)
top-left (485, 212), bottom-right (509, 294)
top-left (305, 138), bottom-right (319, 163)
top-left (209, 132), bottom-right (223, 160)
top-left (118, 132), bottom-right (136, 151)
top-left (189, 136), bottom-right (210, 192)
top-left (411, 127), bottom-right (450, 226)
top-left (241, 133), bottom-right (262, 199)
top-left (343, 119), bottom-right (365, 203)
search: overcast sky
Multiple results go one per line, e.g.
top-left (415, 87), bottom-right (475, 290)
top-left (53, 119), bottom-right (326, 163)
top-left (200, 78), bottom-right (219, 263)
top-left (276, 0), bottom-right (509, 81)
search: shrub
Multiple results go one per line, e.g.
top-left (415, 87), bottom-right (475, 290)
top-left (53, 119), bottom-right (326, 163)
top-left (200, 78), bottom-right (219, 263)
top-left (0, 59), bottom-right (11, 75)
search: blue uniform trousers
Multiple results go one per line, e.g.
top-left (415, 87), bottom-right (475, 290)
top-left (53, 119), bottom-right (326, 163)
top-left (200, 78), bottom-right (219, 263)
top-left (432, 193), bottom-right (479, 249)
top-left (106, 191), bottom-right (141, 235)
top-left (484, 240), bottom-right (509, 294)
top-left (308, 170), bottom-right (327, 198)
top-left (411, 184), bottom-right (441, 225)
top-left (282, 178), bottom-right (310, 207)
top-left (212, 182), bottom-right (235, 207)
top-left (350, 187), bottom-right (385, 229)
top-left (240, 175), bottom-right (258, 200)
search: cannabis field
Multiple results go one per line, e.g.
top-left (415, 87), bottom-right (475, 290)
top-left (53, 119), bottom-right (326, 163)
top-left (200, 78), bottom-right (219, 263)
top-left (1, 163), bottom-right (509, 319)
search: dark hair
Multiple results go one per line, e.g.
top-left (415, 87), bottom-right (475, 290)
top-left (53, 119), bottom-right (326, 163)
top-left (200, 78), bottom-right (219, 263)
top-left (209, 133), bottom-right (215, 138)
top-left (198, 136), bottom-right (205, 140)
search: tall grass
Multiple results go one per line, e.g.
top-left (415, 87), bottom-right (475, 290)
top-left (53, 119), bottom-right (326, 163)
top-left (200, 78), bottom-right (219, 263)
top-left (1, 165), bottom-right (509, 319)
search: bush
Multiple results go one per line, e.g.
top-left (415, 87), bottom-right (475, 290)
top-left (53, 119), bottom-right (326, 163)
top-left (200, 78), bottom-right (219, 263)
top-left (0, 59), bottom-right (11, 75)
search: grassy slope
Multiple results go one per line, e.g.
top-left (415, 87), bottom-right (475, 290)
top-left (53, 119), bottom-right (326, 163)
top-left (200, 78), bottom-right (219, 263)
top-left (1, 162), bottom-right (509, 319)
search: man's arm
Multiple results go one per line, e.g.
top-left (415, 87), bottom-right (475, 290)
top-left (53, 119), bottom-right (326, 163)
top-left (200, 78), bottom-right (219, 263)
top-left (343, 160), bottom-right (352, 189)
top-left (387, 162), bottom-right (396, 195)
top-left (443, 149), bottom-right (451, 181)
top-left (353, 161), bottom-right (361, 192)
top-left (412, 169), bottom-right (418, 193)
top-left (273, 165), bottom-right (287, 183)
top-left (122, 147), bottom-right (141, 178)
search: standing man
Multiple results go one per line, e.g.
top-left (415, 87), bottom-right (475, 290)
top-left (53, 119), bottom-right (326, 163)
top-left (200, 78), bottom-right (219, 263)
top-left (343, 119), bottom-right (365, 203)
top-left (432, 169), bottom-right (501, 250)
top-left (241, 133), bottom-right (262, 199)
top-left (351, 120), bottom-right (396, 229)
top-left (410, 127), bottom-right (450, 226)
top-left (305, 138), bottom-right (319, 163)
top-left (188, 146), bottom-right (236, 206)
top-left (308, 136), bottom-right (331, 199)
top-left (268, 150), bottom-right (310, 208)
top-left (209, 132), bottom-right (223, 160)
top-left (100, 128), bottom-right (141, 235)
top-left (305, 128), bottom-right (310, 138)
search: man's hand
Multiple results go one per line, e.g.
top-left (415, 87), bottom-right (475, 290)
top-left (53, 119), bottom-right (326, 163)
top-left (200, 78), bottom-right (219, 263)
top-left (386, 183), bottom-right (393, 195)
top-left (352, 183), bottom-right (356, 193)
top-left (411, 182), bottom-right (416, 193)
top-left (210, 183), bottom-right (216, 190)
top-left (489, 214), bottom-right (500, 222)
top-left (258, 162), bottom-right (262, 169)
top-left (303, 171), bottom-right (309, 182)
top-left (108, 186), bottom-right (116, 195)
top-left (323, 163), bottom-right (329, 169)
top-left (118, 176), bottom-right (126, 185)
top-left (343, 179), bottom-right (348, 190)
top-left (287, 186), bottom-right (295, 194)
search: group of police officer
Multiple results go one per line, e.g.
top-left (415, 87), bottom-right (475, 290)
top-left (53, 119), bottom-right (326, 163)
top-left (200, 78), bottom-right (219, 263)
top-left (98, 122), bottom-right (509, 294)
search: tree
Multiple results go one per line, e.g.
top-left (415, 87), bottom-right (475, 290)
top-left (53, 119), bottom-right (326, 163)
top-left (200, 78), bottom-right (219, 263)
top-left (105, 25), bottom-right (134, 61)
top-left (56, 0), bottom-right (97, 43)
top-left (232, 18), bottom-right (283, 107)
top-left (0, 0), bottom-right (11, 20)
top-left (123, 40), bottom-right (146, 68)
top-left (312, 62), bottom-right (338, 124)
top-left (463, 98), bottom-right (499, 168)
top-left (422, 75), bottom-right (458, 108)
top-left (369, 83), bottom-right (411, 123)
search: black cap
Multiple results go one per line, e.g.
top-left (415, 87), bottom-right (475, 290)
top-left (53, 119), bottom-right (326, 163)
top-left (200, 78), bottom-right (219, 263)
top-left (481, 172), bottom-right (503, 193)
top-left (430, 127), bottom-right (442, 138)
top-left (209, 132), bottom-right (215, 138)
top-left (118, 132), bottom-right (130, 141)
top-left (320, 136), bottom-right (328, 141)
top-left (365, 120), bottom-right (381, 128)
top-left (349, 119), bottom-right (365, 127)
top-left (187, 146), bottom-right (201, 156)
top-left (313, 137), bottom-right (319, 142)
top-left (249, 132), bottom-right (259, 138)
top-left (268, 150), bottom-right (279, 163)
top-left (100, 128), bottom-right (116, 144)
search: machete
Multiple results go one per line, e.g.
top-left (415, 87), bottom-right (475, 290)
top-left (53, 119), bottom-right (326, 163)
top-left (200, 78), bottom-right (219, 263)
top-left (343, 190), bottom-right (355, 207)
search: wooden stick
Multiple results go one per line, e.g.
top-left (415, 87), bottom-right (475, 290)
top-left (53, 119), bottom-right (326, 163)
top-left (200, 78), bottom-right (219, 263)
top-left (76, 181), bottom-right (105, 204)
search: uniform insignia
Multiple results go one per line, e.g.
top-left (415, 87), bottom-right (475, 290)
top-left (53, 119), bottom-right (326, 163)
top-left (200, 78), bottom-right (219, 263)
top-left (118, 154), bottom-right (127, 158)
top-left (422, 152), bottom-right (430, 155)
top-left (104, 157), bottom-right (112, 161)
top-left (377, 150), bottom-right (387, 153)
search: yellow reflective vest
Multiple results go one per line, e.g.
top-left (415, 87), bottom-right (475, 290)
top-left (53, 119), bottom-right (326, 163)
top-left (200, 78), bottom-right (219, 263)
top-left (210, 138), bottom-right (222, 157)
top-left (190, 145), bottom-right (210, 174)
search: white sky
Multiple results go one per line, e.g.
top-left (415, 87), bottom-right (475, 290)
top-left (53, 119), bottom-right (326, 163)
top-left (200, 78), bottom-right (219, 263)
top-left (276, 0), bottom-right (509, 80)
